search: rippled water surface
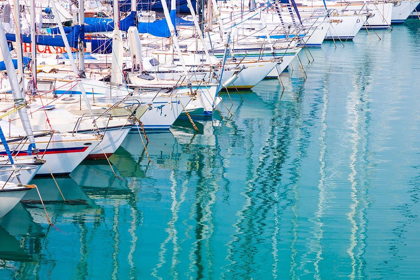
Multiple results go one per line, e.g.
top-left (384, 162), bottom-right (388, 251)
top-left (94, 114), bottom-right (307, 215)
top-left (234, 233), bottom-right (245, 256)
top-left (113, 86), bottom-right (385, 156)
top-left (2, 22), bottom-right (420, 279)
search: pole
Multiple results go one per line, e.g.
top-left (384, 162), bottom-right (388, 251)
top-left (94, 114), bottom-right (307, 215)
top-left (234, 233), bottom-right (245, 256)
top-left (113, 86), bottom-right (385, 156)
top-left (161, 0), bottom-right (189, 76)
top-left (30, 0), bottom-right (37, 94)
top-left (13, 0), bottom-right (25, 94)
top-left (79, 0), bottom-right (85, 76)
top-left (50, 0), bottom-right (96, 122)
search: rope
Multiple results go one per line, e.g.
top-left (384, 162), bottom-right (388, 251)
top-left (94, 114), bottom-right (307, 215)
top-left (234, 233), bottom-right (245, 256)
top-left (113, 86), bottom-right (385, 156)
top-left (140, 121), bottom-right (149, 143)
top-left (28, 62), bottom-right (55, 131)
top-left (45, 162), bottom-right (66, 202)
top-left (136, 122), bottom-right (151, 162)
top-left (0, 103), bottom-right (26, 120)
top-left (33, 185), bottom-right (53, 225)
top-left (97, 140), bottom-right (117, 177)
top-left (177, 96), bottom-right (199, 132)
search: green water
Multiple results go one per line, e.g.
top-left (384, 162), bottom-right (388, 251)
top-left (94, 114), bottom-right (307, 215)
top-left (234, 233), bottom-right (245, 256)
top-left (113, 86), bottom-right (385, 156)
top-left (1, 22), bottom-right (420, 279)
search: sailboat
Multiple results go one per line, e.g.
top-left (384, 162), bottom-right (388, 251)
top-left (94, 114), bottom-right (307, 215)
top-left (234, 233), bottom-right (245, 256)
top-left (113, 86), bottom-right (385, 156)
top-left (0, 181), bottom-right (34, 219)
top-left (0, 6), bottom-right (101, 175)
top-left (26, 0), bottom-right (193, 129)
top-left (0, 114), bottom-right (36, 220)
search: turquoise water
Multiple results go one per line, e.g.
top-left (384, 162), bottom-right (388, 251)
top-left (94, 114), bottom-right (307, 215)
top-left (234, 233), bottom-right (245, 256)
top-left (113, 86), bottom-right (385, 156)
top-left (2, 22), bottom-right (420, 279)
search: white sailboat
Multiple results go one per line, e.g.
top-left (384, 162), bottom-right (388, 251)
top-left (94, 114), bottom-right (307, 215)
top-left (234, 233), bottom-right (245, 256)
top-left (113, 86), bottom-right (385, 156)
top-left (391, 0), bottom-right (420, 23)
top-left (0, 9), bottom-right (101, 175)
top-left (0, 161), bottom-right (43, 184)
top-left (0, 181), bottom-right (34, 219)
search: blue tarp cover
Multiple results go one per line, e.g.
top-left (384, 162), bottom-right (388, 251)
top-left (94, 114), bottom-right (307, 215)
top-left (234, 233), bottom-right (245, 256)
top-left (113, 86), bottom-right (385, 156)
top-left (176, 17), bottom-right (194, 26)
top-left (0, 58), bottom-right (31, 71)
top-left (49, 12), bottom-right (136, 34)
top-left (87, 37), bottom-right (112, 54)
top-left (6, 26), bottom-right (81, 48)
top-left (138, 10), bottom-right (179, 37)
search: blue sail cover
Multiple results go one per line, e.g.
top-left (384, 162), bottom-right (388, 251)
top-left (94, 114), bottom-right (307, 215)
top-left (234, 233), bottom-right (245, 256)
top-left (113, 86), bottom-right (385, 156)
top-left (6, 26), bottom-right (81, 48)
top-left (84, 11), bottom-right (136, 32)
top-left (87, 37), bottom-right (112, 54)
top-left (176, 17), bottom-right (194, 26)
top-left (49, 12), bottom-right (136, 34)
top-left (0, 57), bottom-right (30, 71)
top-left (138, 9), bottom-right (177, 38)
top-left (48, 26), bottom-right (73, 34)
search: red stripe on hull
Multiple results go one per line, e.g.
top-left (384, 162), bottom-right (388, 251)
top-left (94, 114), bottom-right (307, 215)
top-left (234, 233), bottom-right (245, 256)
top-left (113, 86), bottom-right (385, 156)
top-left (0, 147), bottom-right (89, 157)
top-left (85, 153), bottom-right (113, 160)
top-left (39, 147), bottom-right (89, 155)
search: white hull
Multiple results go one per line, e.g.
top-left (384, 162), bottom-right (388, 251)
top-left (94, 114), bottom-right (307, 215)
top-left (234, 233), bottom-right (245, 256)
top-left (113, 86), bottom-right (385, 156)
top-left (129, 72), bottom-right (222, 116)
top-left (36, 76), bottom-right (192, 130)
top-left (184, 85), bottom-right (220, 116)
top-left (392, 1), bottom-right (420, 23)
top-left (267, 50), bottom-right (301, 78)
top-left (88, 127), bottom-right (132, 159)
top-left (363, 3), bottom-right (393, 29)
top-left (137, 95), bottom-right (192, 129)
top-left (223, 60), bottom-right (277, 89)
top-left (0, 163), bottom-right (42, 185)
top-left (301, 21), bottom-right (329, 47)
top-left (36, 134), bottom-right (100, 175)
top-left (7, 103), bottom-right (133, 160)
top-left (326, 14), bottom-right (366, 40)
top-left (0, 133), bottom-right (100, 175)
top-left (0, 183), bottom-right (31, 219)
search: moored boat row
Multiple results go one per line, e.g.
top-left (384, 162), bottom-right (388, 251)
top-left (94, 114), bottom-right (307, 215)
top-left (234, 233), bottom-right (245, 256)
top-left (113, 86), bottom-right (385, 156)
top-left (0, 0), bottom-right (419, 218)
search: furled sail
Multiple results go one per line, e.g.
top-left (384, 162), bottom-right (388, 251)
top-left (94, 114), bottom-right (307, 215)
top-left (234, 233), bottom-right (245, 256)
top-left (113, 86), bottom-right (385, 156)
top-left (6, 26), bottom-right (81, 48)
top-left (138, 10), bottom-right (176, 37)
top-left (0, 58), bottom-right (30, 71)
top-left (48, 12), bottom-right (136, 34)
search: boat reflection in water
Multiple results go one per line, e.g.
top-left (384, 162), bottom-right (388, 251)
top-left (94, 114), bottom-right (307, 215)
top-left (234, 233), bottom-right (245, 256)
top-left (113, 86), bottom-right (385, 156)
top-left (0, 203), bottom-right (44, 263)
top-left (3, 24), bottom-right (420, 279)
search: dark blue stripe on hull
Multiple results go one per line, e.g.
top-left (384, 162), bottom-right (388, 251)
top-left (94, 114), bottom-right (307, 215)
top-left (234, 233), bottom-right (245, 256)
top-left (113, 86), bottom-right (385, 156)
top-left (0, 147), bottom-right (89, 156)
top-left (325, 36), bottom-right (355, 40)
top-left (363, 25), bottom-right (391, 29)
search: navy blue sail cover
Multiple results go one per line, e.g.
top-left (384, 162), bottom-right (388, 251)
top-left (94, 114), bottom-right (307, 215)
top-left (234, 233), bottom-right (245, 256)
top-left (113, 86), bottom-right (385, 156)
top-left (6, 26), bottom-right (81, 48)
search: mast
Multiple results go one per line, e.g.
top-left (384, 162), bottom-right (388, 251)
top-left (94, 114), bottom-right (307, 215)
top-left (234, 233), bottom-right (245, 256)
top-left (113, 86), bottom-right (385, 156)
top-left (161, 0), bottom-right (189, 76)
top-left (250, 0), bottom-right (255, 10)
top-left (30, 0), bottom-right (37, 94)
top-left (198, 0), bottom-right (204, 33)
top-left (131, 0), bottom-right (136, 15)
top-left (13, 0), bottom-right (25, 94)
top-left (113, 0), bottom-right (120, 25)
top-left (186, 0), bottom-right (211, 63)
top-left (211, 0), bottom-right (225, 43)
top-left (110, 0), bottom-right (123, 86)
top-left (127, 0), bottom-right (143, 73)
top-left (260, 8), bottom-right (274, 53)
top-left (50, 0), bottom-right (96, 121)
top-left (79, 0), bottom-right (85, 76)
top-left (0, 21), bottom-right (37, 150)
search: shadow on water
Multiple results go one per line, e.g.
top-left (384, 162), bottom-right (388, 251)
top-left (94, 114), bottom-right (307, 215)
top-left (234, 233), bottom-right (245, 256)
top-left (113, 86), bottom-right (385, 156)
top-left (0, 203), bottom-right (46, 264)
top-left (0, 226), bottom-right (33, 262)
